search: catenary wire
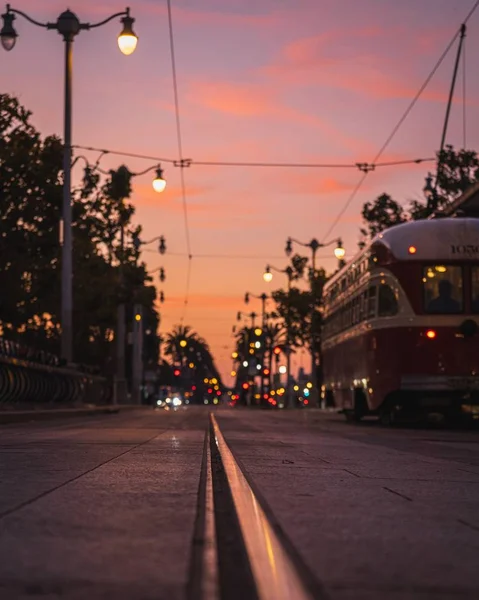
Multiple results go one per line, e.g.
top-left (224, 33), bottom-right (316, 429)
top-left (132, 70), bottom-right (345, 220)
top-left (72, 144), bottom-right (434, 171)
top-left (321, 0), bottom-right (479, 242)
top-left (166, 0), bottom-right (192, 322)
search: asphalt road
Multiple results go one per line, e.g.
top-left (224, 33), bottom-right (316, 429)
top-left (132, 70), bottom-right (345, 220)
top-left (1, 407), bottom-right (479, 599)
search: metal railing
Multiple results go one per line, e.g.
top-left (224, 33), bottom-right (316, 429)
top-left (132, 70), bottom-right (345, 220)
top-left (0, 338), bottom-right (111, 406)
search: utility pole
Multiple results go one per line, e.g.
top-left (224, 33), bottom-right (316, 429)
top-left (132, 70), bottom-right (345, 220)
top-left (132, 303), bottom-right (144, 405)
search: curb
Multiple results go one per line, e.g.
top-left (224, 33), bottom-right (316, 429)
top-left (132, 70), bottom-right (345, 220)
top-left (0, 405), bottom-right (149, 425)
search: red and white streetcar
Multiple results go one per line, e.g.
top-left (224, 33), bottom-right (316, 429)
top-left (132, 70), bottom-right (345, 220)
top-left (321, 217), bottom-right (479, 423)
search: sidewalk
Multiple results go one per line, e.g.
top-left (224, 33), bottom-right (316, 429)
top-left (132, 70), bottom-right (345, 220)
top-left (0, 404), bottom-right (148, 424)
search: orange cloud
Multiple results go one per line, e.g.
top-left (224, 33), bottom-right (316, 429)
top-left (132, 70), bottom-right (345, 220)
top-left (187, 79), bottom-right (364, 153)
top-left (262, 28), bottom-right (450, 102)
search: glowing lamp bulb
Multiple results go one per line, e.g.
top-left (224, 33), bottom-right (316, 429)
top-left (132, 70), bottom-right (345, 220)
top-left (426, 330), bottom-right (436, 339)
top-left (263, 270), bottom-right (273, 283)
top-left (152, 167), bottom-right (166, 193)
top-left (408, 246), bottom-right (417, 255)
top-left (118, 15), bottom-right (138, 55)
top-left (334, 244), bottom-right (346, 260)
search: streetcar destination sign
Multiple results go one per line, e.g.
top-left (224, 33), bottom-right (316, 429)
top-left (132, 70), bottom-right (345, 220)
top-left (450, 244), bottom-right (479, 256)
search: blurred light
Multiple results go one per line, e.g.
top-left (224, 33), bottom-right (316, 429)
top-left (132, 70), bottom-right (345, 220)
top-left (255, 341), bottom-right (261, 348)
top-left (334, 239), bottom-right (345, 260)
top-left (303, 388), bottom-right (310, 396)
top-left (426, 329), bottom-right (437, 339)
top-left (304, 399), bottom-right (309, 405)
top-left (279, 365), bottom-right (287, 374)
top-left (256, 364), bottom-right (261, 370)
top-left (263, 368), bottom-right (270, 376)
top-left (172, 397), bottom-right (182, 407)
top-left (189, 362), bottom-right (194, 368)
top-left (174, 369), bottom-right (180, 376)
top-left (203, 378), bottom-right (208, 383)
top-left (212, 378), bottom-right (218, 384)
top-left (242, 383), bottom-right (249, 390)
top-left (232, 352), bottom-right (238, 359)
top-left (208, 388), bottom-right (213, 393)
top-left (231, 370), bottom-right (237, 377)
top-left (192, 385), bottom-right (196, 391)
top-left (243, 361), bottom-right (248, 367)
top-left (435, 265), bottom-right (447, 273)
top-left (273, 346), bottom-right (281, 355)
top-left (255, 328), bottom-right (262, 336)
top-left (263, 266), bottom-right (273, 283)
top-left (408, 245), bottom-right (417, 255)
top-left (306, 382), bottom-right (313, 389)
top-left (213, 398), bottom-right (219, 404)
top-left (293, 385), bottom-right (299, 391)
top-left (180, 340), bottom-right (187, 347)
top-left (134, 314), bottom-right (141, 321)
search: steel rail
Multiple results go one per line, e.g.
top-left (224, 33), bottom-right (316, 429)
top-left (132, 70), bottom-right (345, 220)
top-left (210, 414), bottom-right (312, 600)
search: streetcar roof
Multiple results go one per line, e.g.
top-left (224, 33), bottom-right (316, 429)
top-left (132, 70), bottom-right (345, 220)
top-left (324, 217), bottom-right (479, 291)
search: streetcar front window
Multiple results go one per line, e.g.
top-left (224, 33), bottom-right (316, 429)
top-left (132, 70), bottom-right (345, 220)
top-left (378, 283), bottom-right (398, 317)
top-left (423, 265), bottom-right (463, 314)
top-left (471, 267), bottom-right (479, 313)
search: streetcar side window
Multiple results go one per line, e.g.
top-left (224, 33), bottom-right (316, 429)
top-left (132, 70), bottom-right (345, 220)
top-left (378, 284), bottom-right (398, 317)
top-left (472, 267), bottom-right (479, 313)
top-left (423, 265), bottom-right (463, 314)
top-left (367, 286), bottom-right (377, 318)
top-left (359, 291), bottom-right (366, 321)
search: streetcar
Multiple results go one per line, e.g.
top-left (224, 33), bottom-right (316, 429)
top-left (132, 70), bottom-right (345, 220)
top-left (321, 217), bottom-right (479, 423)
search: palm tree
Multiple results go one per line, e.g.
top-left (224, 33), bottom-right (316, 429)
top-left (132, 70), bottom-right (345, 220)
top-left (163, 324), bottom-right (222, 390)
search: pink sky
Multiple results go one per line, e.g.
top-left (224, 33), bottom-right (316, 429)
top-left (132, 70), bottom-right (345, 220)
top-left (2, 0), bottom-right (479, 384)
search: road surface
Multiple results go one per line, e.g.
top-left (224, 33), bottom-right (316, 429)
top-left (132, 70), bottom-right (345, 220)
top-left (1, 407), bottom-right (479, 599)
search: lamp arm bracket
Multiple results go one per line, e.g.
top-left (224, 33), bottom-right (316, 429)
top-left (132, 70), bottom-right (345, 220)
top-left (87, 10), bottom-right (128, 29)
top-left (8, 7), bottom-right (49, 28)
top-left (321, 238), bottom-right (339, 248)
top-left (131, 164), bottom-right (157, 177)
top-left (290, 237), bottom-right (308, 248)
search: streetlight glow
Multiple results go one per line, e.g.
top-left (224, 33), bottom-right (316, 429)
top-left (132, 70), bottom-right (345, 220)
top-left (117, 13), bottom-right (138, 55)
top-left (334, 239), bottom-right (346, 260)
top-left (263, 266), bottom-right (273, 283)
top-left (152, 166), bottom-right (166, 193)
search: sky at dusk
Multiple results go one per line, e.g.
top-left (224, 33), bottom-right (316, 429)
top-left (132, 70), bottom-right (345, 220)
top-left (3, 0), bottom-right (479, 384)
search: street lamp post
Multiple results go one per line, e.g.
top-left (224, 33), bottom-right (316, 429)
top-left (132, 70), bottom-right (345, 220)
top-left (285, 237), bottom-right (345, 405)
top-left (263, 264), bottom-right (294, 408)
top-left (244, 292), bottom-right (270, 402)
top-left (1, 4), bottom-right (138, 364)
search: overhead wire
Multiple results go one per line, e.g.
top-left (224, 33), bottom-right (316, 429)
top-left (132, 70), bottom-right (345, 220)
top-left (321, 0), bottom-right (479, 242)
top-left (166, 0), bottom-right (192, 323)
top-left (72, 143), bottom-right (434, 171)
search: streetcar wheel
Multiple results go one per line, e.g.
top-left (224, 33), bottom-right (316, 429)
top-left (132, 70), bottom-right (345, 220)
top-left (379, 403), bottom-right (400, 427)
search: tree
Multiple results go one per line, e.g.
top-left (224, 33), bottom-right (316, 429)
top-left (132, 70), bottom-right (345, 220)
top-left (0, 94), bottom-right (161, 375)
top-left (360, 146), bottom-right (479, 245)
top-left (162, 324), bottom-right (222, 395)
top-left (360, 193), bottom-right (407, 240)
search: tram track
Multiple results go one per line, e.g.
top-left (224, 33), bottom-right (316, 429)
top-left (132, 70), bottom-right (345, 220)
top-left (188, 413), bottom-right (322, 600)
